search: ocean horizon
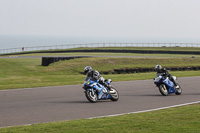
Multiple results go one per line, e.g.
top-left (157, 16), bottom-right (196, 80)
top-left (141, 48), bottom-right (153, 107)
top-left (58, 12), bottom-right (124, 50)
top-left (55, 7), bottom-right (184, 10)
top-left (0, 35), bottom-right (200, 50)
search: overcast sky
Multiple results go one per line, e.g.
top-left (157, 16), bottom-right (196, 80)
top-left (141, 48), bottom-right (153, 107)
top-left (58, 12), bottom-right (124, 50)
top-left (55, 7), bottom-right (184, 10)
top-left (0, 0), bottom-right (200, 41)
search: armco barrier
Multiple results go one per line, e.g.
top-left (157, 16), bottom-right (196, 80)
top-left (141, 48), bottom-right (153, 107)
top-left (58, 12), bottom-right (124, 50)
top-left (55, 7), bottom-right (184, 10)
top-left (3, 49), bottom-right (200, 56)
top-left (42, 56), bottom-right (91, 66)
top-left (1, 43), bottom-right (200, 54)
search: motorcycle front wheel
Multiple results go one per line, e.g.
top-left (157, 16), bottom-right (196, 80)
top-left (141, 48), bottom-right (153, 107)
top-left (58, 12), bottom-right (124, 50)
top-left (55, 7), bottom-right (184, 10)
top-left (159, 84), bottom-right (168, 96)
top-left (175, 83), bottom-right (182, 95)
top-left (85, 89), bottom-right (97, 103)
top-left (109, 87), bottom-right (119, 101)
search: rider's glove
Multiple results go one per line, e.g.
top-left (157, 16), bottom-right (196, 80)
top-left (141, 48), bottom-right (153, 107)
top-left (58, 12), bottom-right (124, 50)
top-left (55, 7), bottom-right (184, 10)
top-left (99, 77), bottom-right (105, 83)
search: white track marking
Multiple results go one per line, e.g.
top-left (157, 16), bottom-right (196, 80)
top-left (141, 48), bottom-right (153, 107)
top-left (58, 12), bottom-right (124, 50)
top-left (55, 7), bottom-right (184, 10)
top-left (1, 101), bottom-right (199, 128)
top-left (88, 101), bottom-right (200, 119)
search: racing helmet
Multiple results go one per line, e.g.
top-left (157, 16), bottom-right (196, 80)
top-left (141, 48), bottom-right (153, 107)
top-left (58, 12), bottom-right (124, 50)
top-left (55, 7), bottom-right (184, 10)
top-left (155, 65), bottom-right (162, 72)
top-left (84, 66), bottom-right (92, 75)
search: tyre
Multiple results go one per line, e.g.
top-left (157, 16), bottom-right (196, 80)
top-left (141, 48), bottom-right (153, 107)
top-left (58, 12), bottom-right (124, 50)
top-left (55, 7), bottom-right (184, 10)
top-left (175, 83), bottom-right (182, 95)
top-left (109, 87), bottom-right (119, 101)
top-left (85, 89), bottom-right (97, 103)
top-left (159, 84), bottom-right (168, 96)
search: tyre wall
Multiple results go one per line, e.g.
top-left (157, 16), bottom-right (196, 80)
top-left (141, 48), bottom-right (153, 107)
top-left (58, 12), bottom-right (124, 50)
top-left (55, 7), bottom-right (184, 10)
top-left (101, 66), bottom-right (200, 74)
top-left (41, 56), bottom-right (90, 66)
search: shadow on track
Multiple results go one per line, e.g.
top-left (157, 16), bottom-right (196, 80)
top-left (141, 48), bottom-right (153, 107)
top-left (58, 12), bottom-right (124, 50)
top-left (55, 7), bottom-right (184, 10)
top-left (182, 93), bottom-right (200, 96)
top-left (121, 94), bottom-right (163, 97)
top-left (47, 100), bottom-right (113, 104)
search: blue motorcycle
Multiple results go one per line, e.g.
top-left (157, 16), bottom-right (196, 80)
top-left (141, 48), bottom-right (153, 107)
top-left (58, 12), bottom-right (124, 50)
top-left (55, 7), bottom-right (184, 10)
top-left (83, 77), bottom-right (119, 103)
top-left (154, 75), bottom-right (182, 96)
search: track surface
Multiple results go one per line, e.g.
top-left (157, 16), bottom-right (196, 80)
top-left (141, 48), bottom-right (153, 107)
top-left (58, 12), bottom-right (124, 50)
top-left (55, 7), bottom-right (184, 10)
top-left (0, 77), bottom-right (200, 127)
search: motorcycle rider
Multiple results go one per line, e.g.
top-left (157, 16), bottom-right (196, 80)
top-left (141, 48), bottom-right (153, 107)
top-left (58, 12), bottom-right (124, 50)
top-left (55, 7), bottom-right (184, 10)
top-left (84, 66), bottom-right (111, 90)
top-left (155, 65), bottom-right (179, 89)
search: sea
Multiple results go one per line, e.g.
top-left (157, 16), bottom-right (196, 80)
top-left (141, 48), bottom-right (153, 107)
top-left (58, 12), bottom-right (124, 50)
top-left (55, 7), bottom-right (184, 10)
top-left (0, 35), bottom-right (200, 50)
top-left (0, 35), bottom-right (111, 49)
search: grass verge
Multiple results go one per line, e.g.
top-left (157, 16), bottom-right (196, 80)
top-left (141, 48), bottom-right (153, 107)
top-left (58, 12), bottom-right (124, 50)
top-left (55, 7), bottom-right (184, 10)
top-left (1, 57), bottom-right (200, 90)
top-left (1, 103), bottom-right (199, 132)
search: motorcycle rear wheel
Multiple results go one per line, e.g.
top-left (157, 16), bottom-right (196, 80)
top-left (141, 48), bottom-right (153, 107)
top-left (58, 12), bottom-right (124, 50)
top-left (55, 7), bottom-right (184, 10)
top-left (109, 87), bottom-right (119, 101)
top-left (159, 84), bottom-right (168, 96)
top-left (85, 89), bottom-right (97, 103)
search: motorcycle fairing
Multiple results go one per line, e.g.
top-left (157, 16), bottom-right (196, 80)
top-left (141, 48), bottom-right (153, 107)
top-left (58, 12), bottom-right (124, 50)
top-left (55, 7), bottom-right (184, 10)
top-left (162, 77), bottom-right (175, 93)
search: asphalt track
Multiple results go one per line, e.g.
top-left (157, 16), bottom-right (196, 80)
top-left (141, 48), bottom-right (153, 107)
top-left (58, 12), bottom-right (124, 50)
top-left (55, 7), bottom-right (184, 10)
top-left (0, 77), bottom-right (200, 128)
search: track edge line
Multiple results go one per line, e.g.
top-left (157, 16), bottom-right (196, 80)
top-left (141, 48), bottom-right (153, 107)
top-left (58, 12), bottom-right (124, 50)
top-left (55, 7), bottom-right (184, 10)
top-left (87, 101), bottom-right (200, 119)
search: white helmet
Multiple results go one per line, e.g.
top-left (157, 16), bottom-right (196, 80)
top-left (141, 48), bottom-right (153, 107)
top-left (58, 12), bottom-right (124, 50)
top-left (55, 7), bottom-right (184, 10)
top-left (84, 66), bottom-right (92, 75)
top-left (155, 65), bottom-right (162, 70)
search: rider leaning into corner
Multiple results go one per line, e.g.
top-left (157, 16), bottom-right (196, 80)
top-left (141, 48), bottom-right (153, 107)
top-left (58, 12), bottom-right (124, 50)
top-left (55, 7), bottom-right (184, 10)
top-left (84, 66), bottom-right (111, 90)
top-left (155, 65), bottom-right (179, 89)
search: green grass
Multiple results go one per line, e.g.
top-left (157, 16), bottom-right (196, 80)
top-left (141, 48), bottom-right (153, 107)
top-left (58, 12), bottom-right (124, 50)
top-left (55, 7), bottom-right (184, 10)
top-left (1, 103), bottom-right (199, 132)
top-left (1, 57), bottom-right (200, 90)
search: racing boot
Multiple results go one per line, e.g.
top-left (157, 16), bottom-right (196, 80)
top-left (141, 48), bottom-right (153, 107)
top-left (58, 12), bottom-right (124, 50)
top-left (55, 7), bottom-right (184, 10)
top-left (171, 78), bottom-right (179, 89)
top-left (104, 83), bottom-right (111, 91)
top-left (175, 84), bottom-right (179, 89)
